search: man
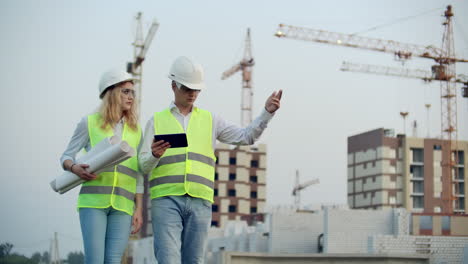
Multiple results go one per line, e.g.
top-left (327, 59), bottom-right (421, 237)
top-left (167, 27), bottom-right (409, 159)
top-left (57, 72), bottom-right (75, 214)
top-left (139, 56), bottom-right (282, 264)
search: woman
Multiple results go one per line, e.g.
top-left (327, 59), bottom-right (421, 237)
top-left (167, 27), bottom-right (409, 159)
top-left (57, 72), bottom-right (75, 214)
top-left (60, 69), bottom-right (143, 263)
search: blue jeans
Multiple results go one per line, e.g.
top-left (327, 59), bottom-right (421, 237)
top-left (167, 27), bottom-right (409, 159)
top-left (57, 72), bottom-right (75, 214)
top-left (151, 195), bottom-right (212, 264)
top-left (79, 207), bottom-right (132, 264)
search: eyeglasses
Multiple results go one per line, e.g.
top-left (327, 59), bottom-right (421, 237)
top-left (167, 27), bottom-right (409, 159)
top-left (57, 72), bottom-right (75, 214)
top-left (121, 88), bottom-right (136, 97)
top-left (174, 81), bottom-right (201, 93)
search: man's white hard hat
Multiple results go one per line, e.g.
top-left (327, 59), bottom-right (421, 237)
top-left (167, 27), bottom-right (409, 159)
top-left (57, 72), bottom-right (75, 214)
top-left (168, 56), bottom-right (206, 90)
top-left (98, 69), bottom-right (134, 98)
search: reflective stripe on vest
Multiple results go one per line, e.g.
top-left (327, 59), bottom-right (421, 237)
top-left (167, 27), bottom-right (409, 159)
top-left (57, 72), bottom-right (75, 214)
top-left (149, 107), bottom-right (216, 203)
top-left (77, 113), bottom-right (141, 215)
top-left (80, 186), bottom-right (135, 201)
top-left (149, 174), bottom-right (215, 190)
top-left (157, 152), bottom-right (215, 167)
top-left (97, 165), bottom-right (139, 179)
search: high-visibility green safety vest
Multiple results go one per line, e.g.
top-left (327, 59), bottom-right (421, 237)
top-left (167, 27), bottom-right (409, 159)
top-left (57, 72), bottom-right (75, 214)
top-left (77, 113), bottom-right (141, 215)
top-left (149, 107), bottom-right (216, 203)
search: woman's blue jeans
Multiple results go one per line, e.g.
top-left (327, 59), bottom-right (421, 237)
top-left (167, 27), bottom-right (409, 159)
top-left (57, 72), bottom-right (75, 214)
top-left (79, 207), bottom-right (132, 264)
top-left (151, 195), bottom-right (212, 264)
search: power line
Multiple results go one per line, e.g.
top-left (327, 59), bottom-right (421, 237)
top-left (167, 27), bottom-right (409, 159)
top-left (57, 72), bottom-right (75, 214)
top-left (352, 7), bottom-right (444, 36)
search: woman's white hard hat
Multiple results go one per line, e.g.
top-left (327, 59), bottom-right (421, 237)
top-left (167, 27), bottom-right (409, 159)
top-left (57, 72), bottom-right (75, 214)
top-left (98, 69), bottom-right (134, 98)
top-left (168, 56), bottom-right (206, 90)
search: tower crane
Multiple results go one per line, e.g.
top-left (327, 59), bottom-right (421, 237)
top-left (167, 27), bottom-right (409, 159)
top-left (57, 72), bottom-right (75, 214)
top-left (340, 61), bottom-right (468, 86)
top-left (221, 28), bottom-right (255, 128)
top-left (275, 6), bottom-right (468, 213)
top-left (126, 12), bottom-right (159, 110)
top-left (340, 61), bottom-right (468, 211)
top-left (292, 170), bottom-right (320, 209)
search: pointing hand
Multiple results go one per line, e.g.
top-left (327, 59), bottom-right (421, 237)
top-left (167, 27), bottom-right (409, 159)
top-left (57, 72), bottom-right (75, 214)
top-left (265, 89), bottom-right (283, 113)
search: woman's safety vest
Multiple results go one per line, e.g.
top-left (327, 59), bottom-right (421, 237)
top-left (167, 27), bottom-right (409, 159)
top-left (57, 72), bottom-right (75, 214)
top-left (77, 113), bottom-right (141, 215)
top-left (149, 108), bottom-right (216, 203)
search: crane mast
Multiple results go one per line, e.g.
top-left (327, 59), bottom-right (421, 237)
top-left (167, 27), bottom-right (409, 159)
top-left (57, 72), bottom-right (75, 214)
top-left (127, 12), bottom-right (159, 111)
top-left (276, 5), bottom-right (467, 213)
top-left (222, 28), bottom-right (255, 127)
top-left (292, 170), bottom-right (320, 209)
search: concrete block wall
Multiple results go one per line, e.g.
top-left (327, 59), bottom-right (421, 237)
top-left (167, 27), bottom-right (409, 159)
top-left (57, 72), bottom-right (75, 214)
top-left (371, 235), bottom-right (468, 264)
top-left (324, 208), bottom-right (397, 253)
top-left (392, 209), bottom-right (410, 235)
top-left (269, 211), bottom-right (323, 254)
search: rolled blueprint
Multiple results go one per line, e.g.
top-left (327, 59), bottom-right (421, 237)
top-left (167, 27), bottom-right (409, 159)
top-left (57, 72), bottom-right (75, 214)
top-left (50, 136), bottom-right (136, 194)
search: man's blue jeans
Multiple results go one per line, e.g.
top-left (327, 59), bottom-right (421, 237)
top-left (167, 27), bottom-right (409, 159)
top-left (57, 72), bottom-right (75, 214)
top-left (151, 195), bottom-right (212, 264)
top-left (79, 207), bottom-right (132, 264)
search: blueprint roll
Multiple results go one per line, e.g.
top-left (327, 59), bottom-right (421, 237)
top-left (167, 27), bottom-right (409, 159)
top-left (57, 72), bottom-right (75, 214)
top-left (50, 137), bottom-right (135, 194)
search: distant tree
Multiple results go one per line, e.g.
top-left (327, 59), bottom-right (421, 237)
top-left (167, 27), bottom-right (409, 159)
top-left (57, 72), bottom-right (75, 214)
top-left (30, 252), bottom-right (41, 264)
top-left (1, 253), bottom-right (34, 264)
top-left (40, 251), bottom-right (49, 263)
top-left (67, 251), bottom-right (84, 264)
top-left (0, 242), bottom-right (14, 257)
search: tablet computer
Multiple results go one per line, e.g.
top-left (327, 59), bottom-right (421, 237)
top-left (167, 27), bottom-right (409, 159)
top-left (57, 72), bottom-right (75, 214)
top-left (154, 133), bottom-right (188, 148)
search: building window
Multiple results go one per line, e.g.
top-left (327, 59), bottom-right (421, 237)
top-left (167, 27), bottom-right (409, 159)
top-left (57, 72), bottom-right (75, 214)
top-left (372, 176), bottom-right (376, 182)
top-left (420, 215), bottom-right (432, 230)
top-left (411, 148), bottom-right (424, 163)
top-left (251, 160), bottom-right (259, 168)
top-left (229, 173), bottom-right (236, 180)
top-left (229, 205), bottom-right (236, 212)
top-left (460, 198), bottom-right (465, 211)
top-left (250, 207), bottom-right (257, 213)
top-left (410, 165), bottom-right (424, 179)
top-left (214, 189), bottom-right (218, 196)
top-left (363, 178), bottom-right (367, 184)
top-left (457, 167), bottom-right (465, 180)
top-left (413, 181), bottom-right (424, 193)
top-left (211, 221), bottom-right (219, 227)
top-left (363, 193), bottom-right (367, 199)
top-left (250, 191), bottom-right (257, 198)
top-left (212, 204), bottom-right (219, 212)
top-left (228, 189), bottom-right (236, 196)
top-left (250, 175), bottom-right (258, 183)
top-left (413, 196), bottom-right (424, 209)
top-left (457, 182), bottom-right (465, 195)
top-left (214, 172), bottom-right (218, 180)
top-left (456, 151), bottom-right (464, 164)
top-left (229, 157), bottom-right (236, 165)
top-left (442, 216), bottom-right (450, 231)
top-left (434, 145), bottom-right (442, 150)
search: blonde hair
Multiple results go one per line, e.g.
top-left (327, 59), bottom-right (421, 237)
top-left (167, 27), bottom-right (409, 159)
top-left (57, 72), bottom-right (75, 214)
top-left (98, 82), bottom-right (139, 131)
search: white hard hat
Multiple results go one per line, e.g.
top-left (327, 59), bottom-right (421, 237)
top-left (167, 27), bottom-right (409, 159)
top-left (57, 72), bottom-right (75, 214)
top-left (98, 69), bottom-right (134, 98)
top-left (168, 56), bottom-right (206, 90)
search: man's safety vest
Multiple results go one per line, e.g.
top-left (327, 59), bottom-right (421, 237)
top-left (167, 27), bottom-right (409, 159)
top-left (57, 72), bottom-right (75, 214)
top-left (77, 113), bottom-right (141, 215)
top-left (149, 107), bottom-right (216, 203)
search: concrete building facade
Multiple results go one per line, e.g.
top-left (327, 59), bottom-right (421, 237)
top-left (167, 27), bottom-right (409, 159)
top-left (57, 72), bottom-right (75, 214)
top-left (347, 128), bottom-right (468, 235)
top-left (212, 143), bottom-right (267, 227)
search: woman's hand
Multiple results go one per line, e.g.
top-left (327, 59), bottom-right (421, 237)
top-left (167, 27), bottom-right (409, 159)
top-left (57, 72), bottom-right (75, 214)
top-left (71, 164), bottom-right (97, 181)
top-left (151, 140), bottom-right (171, 158)
top-left (131, 207), bottom-right (143, 234)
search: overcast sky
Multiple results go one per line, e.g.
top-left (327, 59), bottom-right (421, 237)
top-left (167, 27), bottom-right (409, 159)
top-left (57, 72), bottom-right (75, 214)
top-left (1, 0), bottom-right (467, 258)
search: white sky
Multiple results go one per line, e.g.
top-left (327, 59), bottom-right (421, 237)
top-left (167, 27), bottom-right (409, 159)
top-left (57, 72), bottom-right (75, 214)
top-left (1, 0), bottom-right (467, 258)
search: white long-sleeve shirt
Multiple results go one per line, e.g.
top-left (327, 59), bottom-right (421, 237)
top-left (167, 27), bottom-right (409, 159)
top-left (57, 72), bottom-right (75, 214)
top-left (138, 102), bottom-right (274, 174)
top-left (60, 116), bottom-right (144, 193)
